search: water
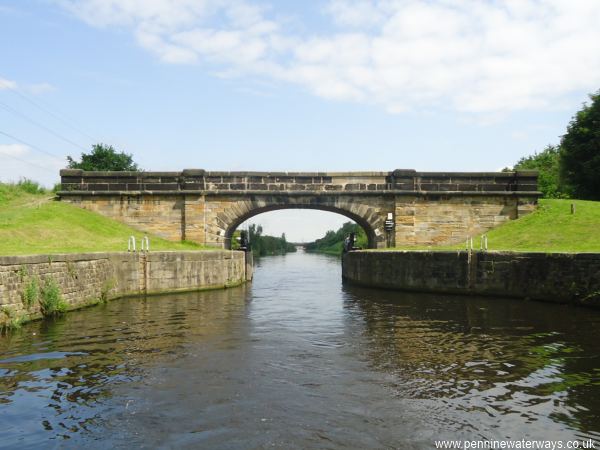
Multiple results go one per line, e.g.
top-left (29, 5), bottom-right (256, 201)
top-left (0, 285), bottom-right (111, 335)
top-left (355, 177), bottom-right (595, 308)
top-left (1, 250), bottom-right (600, 449)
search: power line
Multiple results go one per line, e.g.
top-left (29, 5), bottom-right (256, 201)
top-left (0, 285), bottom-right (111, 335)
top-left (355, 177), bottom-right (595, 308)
top-left (0, 100), bottom-right (89, 152)
top-left (0, 77), bottom-right (98, 143)
top-left (0, 150), bottom-right (58, 174)
top-left (0, 129), bottom-right (65, 163)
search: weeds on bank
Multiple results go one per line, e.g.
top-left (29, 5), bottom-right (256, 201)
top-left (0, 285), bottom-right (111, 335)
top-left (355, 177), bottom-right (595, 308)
top-left (22, 277), bottom-right (39, 309)
top-left (0, 306), bottom-right (26, 333)
top-left (15, 179), bottom-right (47, 195)
top-left (100, 278), bottom-right (116, 303)
top-left (3, 275), bottom-right (67, 332)
top-left (0, 179), bottom-right (47, 203)
top-left (39, 278), bottom-right (67, 316)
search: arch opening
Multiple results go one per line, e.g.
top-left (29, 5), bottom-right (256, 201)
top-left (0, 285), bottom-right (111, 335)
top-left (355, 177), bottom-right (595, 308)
top-left (223, 205), bottom-right (377, 251)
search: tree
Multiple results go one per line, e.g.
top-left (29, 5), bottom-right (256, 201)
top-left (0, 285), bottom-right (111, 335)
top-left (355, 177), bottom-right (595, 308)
top-left (560, 90), bottom-right (600, 200)
top-left (305, 222), bottom-right (368, 254)
top-left (67, 144), bottom-right (139, 171)
top-left (508, 145), bottom-right (566, 198)
top-left (246, 224), bottom-right (296, 256)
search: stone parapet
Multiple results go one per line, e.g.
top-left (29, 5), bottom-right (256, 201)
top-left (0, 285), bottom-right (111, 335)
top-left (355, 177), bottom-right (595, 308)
top-left (59, 169), bottom-right (541, 195)
top-left (58, 190), bottom-right (539, 197)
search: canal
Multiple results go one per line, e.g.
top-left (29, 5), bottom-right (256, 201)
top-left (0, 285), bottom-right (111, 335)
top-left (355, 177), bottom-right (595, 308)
top-left (1, 250), bottom-right (600, 448)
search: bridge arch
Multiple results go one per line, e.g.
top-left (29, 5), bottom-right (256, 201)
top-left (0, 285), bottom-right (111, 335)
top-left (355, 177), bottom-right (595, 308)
top-left (222, 201), bottom-right (379, 249)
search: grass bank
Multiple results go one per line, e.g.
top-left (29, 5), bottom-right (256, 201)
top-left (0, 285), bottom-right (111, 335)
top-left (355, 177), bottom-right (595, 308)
top-left (387, 199), bottom-right (600, 253)
top-left (0, 182), bottom-right (205, 255)
top-left (305, 222), bottom-right (368, 256)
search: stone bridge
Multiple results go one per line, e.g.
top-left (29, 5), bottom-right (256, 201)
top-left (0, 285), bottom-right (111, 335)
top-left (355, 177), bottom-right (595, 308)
top-left (58, 169), bottom-right (540, 249)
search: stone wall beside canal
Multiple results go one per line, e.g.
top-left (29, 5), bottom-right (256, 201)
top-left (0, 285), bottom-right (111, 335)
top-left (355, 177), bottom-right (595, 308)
top-left (342, 251), bottom-right (600, 307)
top-left (0, 250), bottom-right (250, 325)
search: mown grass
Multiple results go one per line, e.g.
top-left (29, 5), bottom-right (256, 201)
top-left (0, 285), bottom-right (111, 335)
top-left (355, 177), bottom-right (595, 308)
top-left (0, 182), bottom-right (207, 255)
top-left (384, 199), bottom-right (600, 253)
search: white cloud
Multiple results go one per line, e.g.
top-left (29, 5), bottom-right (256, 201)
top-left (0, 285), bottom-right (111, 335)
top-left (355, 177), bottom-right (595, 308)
top-left (0, 143), bottom-right (29, 156)
top-left (0, 145), bottom-right (63, 187)
top-left (57, 0), bottom-right (600, 114)
top-left (0, 78), bottom-right (56, 95)
top-left (0, 78), bottom-right (17, 90)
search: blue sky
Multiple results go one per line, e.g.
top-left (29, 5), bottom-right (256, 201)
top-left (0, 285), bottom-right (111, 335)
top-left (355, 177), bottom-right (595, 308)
top-left (1, 0), bottom-right (599, 240)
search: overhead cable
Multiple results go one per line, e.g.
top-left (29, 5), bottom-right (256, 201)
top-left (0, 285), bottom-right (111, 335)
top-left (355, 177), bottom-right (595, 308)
top-left (0, 76), bottom-right (98, 142)
top-left (0, 129), bottom-right (66, 163)
top-left (0, 150), bottom-right (58, 174)
top-left (0, 100), bottom-right (89, 152)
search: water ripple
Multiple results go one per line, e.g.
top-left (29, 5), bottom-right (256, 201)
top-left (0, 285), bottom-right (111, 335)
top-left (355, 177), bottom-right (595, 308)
top-left (0, 251), bottom-right (599, 448)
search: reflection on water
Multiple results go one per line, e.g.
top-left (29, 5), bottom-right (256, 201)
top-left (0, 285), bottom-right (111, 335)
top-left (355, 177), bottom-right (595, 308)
top-left (1, 250), bottom-right (599, 448)
top-left (346, 288), bottom-right (600, 440)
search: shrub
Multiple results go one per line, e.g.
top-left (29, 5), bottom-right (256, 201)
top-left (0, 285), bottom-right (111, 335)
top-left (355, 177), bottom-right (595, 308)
top-left (67, 143), bottom-right (139, 171)
top-left (1, 307), bottom-right (24, 333)
top-left (18, 265), bottom-right (28, 282)
top-left (508, 145), bottom-right (569, 198)
top-left (39, 278), bottom-right (67, 316)
top-left (22, 277), bottom-right (39, 309)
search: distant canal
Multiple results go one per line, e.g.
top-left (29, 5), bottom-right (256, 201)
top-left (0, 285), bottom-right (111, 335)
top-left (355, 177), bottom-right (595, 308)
top-left (1, 250), bottom-right (600, 448)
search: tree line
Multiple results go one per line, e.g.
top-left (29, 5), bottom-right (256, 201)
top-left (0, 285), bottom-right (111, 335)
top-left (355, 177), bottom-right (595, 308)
top-left (232, 224), bottom-right (296, 256)
top-left (305, 222), bottom-right (368, 256)
top-left (504, 90), bottom-right (599, 200)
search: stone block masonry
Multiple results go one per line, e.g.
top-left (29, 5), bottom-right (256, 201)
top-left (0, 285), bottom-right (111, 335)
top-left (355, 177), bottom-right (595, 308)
top-left (58, 169), bottom-right (541, 249)
top-left (0, 251), bottom-right (249, 326)
top-left (59, 169), bottom-right (539, 194)
top-left (393, 195), bottom-right (535, 246)
top-left (342, 251), bottom-right (600, 307)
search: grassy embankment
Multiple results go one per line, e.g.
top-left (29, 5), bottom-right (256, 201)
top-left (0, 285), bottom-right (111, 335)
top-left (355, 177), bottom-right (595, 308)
top-left (305, 222), bottom-right (368, 256)
top-left (388, 199), bottom-right (600, 253)
top-left (0, 182), bottom-right (205, 255)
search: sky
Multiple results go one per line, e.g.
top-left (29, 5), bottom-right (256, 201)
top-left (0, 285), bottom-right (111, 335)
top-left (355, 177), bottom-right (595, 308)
top-left (1, 0), bottom-right (600, 241)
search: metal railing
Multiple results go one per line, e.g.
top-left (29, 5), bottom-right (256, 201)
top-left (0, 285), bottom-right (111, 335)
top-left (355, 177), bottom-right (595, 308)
top-left (141, 236), bottom-right (150, 252)
top-left (128, 236), bottom-right (150, 252)
top-left (465, 235), bottom-right (488, 252)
